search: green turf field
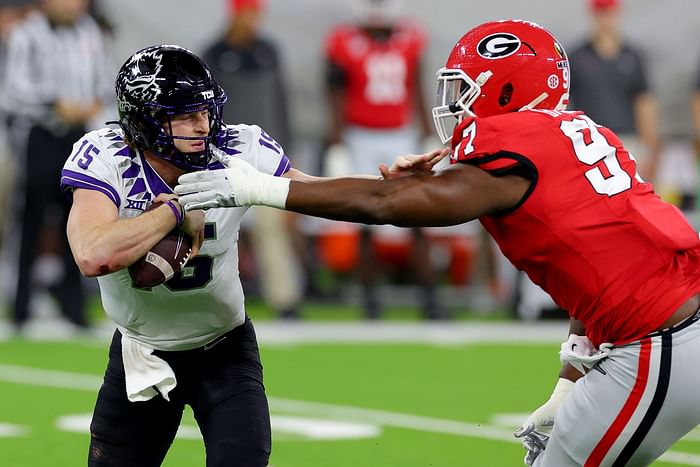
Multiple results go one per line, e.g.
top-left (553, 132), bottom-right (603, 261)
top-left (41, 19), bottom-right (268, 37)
top-left (1, 310), bottom-right (700, 466)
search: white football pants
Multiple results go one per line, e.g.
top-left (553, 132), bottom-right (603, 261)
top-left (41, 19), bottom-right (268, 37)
top-left (535, 311), bottom-right (700, 466)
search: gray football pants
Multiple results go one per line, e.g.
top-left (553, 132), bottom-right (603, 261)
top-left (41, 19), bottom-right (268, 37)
top-left (535, 312), bottom-right (700, 467)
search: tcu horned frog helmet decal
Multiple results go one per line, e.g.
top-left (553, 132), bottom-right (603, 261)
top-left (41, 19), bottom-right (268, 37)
top-left (119, 51), bottom-right (164, 108)
top-left (115, 45), bottom-right (227, 171)
top-left (432, 20), bottom-right (570, 143)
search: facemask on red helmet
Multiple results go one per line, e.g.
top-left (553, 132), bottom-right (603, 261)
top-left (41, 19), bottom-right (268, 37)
top-left (432, 20), bottom-right (570, 143)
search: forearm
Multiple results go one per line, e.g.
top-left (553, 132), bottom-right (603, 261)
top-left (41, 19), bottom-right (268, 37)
top-left (286, 173), bottom-right (473, 227)
top-left (559, 363), bottom-right (584, 382)
top-left (71, 204), bottom-right (179, 276)
top-left (176, 159), bottom-right (528, 224)
top-left (285, 164), bottom-right (528, 227)
top-left (286, 177), bottom-right (401, 224)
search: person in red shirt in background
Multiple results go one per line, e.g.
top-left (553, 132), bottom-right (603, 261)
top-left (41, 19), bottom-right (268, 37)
top-left (323, 0), bottom-right (443, 319)
top-left (177, 19), bottom-right (700, 466)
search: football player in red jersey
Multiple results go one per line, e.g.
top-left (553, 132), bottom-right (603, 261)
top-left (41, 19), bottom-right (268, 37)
top-left (177, 19), bottom-right (700, 466)
top-left (324, 0), bottom-right (444, 319)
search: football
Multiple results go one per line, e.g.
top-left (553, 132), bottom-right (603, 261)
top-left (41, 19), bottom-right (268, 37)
top-left (128, 202), bottom-right (193, 288)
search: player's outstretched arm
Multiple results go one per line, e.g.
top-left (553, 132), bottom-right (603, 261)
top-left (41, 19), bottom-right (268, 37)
top-left (285, 164), bottom-right (529, 227)
top-left (175, 156), bottom-right (531, 228)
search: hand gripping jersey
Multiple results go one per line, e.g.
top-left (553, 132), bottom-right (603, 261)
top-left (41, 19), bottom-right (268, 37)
top-left (61, 124), bottom-right (291, 350)
top-left (451, 110), bottom-right (700, 346)
top-left (325, 23), bottom-right (424, 128)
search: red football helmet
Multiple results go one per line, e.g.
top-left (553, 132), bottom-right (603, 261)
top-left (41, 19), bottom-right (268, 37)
top-left (432, 20), bottom-right (570, 143)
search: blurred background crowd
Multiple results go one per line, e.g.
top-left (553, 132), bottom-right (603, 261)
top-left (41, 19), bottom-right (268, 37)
top-left (1, 0), bottom-right (700, 332)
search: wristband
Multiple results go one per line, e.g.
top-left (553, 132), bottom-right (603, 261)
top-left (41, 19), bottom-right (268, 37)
top-left (550, 378), bottom-right (575, 401)
top-left (166, 199), bottom-right (185, 227)
top-left (257, 174), bottom-right (291, 209)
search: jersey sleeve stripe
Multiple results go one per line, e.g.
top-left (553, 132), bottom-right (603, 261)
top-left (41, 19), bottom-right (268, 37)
top-left (61, 169), bottom-right (121, 207)
top-left (273, 156), bottom-right (291, 176)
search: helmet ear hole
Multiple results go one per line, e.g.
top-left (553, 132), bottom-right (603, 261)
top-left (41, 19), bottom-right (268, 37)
top-left (498, 83), bottom-right (513, 107)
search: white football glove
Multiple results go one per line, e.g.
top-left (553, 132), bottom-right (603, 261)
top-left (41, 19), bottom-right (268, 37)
top-left (559, 334), bottom-right (613, 375)
top-left (514, 423), bottom-right (550, 466)
top-left (514, 378), bottom-right (574, 465)
top-left (174, 157), bottom-right (290, 211)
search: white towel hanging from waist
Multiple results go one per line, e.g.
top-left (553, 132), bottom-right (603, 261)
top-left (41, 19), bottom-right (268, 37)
top-left (121, 334), bottom-right (177, 402)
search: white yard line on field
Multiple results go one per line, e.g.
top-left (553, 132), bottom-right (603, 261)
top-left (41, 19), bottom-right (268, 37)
top-left (0, 422), bottom-right (28, 437)
top-left (0, 363), bottom-right (101, 391)
top-left (269, 397), bottom-right (516, 442)
top-left (0, 364), bottom-right (698, 465)
top-left (56, 413), bottom-right (381, 441)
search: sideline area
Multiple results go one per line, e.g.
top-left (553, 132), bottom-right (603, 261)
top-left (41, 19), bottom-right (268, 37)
top-left (0, 317), bottom-right (570, 345)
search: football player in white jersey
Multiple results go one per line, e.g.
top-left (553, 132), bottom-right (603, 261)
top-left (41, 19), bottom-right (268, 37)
top-left (61, 45), bottom-right (300, 466)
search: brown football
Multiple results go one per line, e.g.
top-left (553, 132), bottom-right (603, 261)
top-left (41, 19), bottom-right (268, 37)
top-left (128, 202), bottom-right (192, 289)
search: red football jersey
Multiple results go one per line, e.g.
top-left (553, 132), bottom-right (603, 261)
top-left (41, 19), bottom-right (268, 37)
top-left (450, 110), bottom-right (700, 345)
top-left (325, 23), bottom-right (424, 128)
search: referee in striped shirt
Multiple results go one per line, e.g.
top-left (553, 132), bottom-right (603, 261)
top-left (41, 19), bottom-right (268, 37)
top-left (2, 0), bottom-right (113, 332)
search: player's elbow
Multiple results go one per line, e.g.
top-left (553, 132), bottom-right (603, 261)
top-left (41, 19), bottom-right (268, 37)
top-left (73, 258), bottom-right (102, 277)
top-left (73, 250), bottom-right (122, 277)
top-left (75, 258), bottom-right (112, 277)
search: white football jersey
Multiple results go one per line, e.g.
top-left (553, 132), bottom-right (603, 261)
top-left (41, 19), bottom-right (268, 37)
top-left (61, 124), bottom-right (291, 350)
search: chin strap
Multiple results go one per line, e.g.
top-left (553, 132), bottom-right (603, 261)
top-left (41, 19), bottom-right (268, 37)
top-left (519, 92), bottom-right (549, 111)
top-left (179, 149), bottom-right (208, 168)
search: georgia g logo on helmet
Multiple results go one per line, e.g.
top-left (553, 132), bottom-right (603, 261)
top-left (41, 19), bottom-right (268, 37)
top-left (477, 33), bottom-right (521, 59)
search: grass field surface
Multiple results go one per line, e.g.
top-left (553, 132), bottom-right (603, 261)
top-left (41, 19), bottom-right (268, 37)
top-left (1, 307), bottom-right (699, 466)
